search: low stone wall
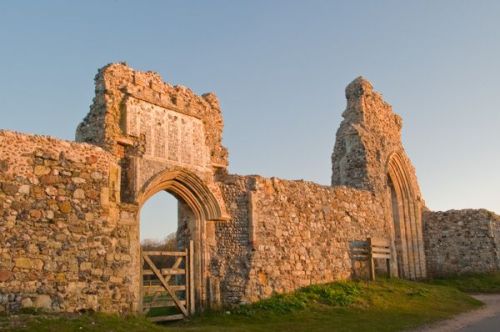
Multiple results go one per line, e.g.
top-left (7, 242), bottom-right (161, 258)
top-left (216, 174), bottom-right (392, 305)
top-left (0, 130), bottom-right (134, 313)
top-left (423, 209), bottom-right (500, 277)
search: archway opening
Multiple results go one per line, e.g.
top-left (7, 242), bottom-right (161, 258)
top-left (388, 175), bottom-right (404, 278)
top-left (139, 190), bottom-right (196, 320)
top-left (134, 169), bottom-right (227, 318)
top-left (140, 191), bottom-right (179, 250)
top-left (387, 153), bottom-right (426, 279)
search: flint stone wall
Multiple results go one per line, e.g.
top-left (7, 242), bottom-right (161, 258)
top-left (215, 174), bottom-right (391, 305)
top-left (1, 63), bottom-right (499, 315)
top-left (423, 209), bottom-right (500, 276)
top-left (331, 77), bottom-right (426, 279)
top-left (0, 130), bottom-right (136, 313)
top-left (76, 63), bottom-right (228, 204)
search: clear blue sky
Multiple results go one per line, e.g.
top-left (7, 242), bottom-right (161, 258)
top-left (1, 1), bottom-right (499, 241)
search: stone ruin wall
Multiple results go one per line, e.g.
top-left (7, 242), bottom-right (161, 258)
top-left (0, 130), bottom-right (136, 313)
top-left (0, 63), bottom-right (499, 314)
top-left (215, 175), bottom-right (390, 304)
top-left (75, 63), bottom-right (228, 202)
top-left (423, 209), bottom-right (500, 276)
top-left (331, 78), bottom-right (426, 279)
top-left (75, 64), bottom-right (231, 309)
top-left (331, 78), bottom-right (421, 197)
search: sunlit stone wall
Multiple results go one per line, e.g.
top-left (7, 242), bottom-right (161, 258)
top-left (423, 209), bottom-right (500, 276)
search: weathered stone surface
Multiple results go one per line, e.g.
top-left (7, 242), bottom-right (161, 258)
top-left (21, 297), bottom-right (33, 308)
top-left (0, 159), bottom-right (8, 172)
top-left (34, 165), bottom-right (51, 176)
top-left (18, 185), bottom-right (30, 195)
top-left (0, 63), bottom-right (497, 315)
top-left (0, 270), bottom-right (12, 282)
top-left (423, 209), bottom-right (500, 276)
top-left (216, 175), bottom-right (389, 304)
top-left (58, 201), bottom-right (72, 214)
top-left (1, 183), bottom-right (18, 195)
top-left (331, 77), bottom-right (426, 279)
top-left (0, 130), bottom-right (129, 313)
top-left (73, 188), bottom-right (85, 199)
top-left (33, 295), bottom-right (51, 310)
top-left (14, 258), bottom-right (43, 270)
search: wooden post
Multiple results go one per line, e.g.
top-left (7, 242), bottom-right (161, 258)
top-left (184, 245), bottom-right (189, 315)
top-left (367, 237), bottom-right (392, 281)
top-left (139, 250), bottom-right (144, 313)
top-left (189, 240), bottom-right (195, 315)
top-left (368, 238), bottom-right (376, 281)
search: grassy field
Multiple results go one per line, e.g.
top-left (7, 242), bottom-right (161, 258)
top-left (427, 271), bottom-right (500, 293)
top-left (0, 276), bottom-right (490, 332)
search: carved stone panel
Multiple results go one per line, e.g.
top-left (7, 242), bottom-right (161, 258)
top-left (125, 97), bottom-right (211, 172)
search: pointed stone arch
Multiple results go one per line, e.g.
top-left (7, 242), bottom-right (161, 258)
top-left (136, 168), bottom-right (228, 310)
top-left (137, 168), bottom-right (227, 222)
top-left (386, 152), bottom-right (426, 279)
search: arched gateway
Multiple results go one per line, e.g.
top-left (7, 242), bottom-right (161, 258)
top-left (136, 168), bottom-right (226, 315)
top-left (76, 63), bottom-right (230, 316)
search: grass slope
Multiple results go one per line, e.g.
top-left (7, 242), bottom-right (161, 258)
top-left (0, 278), bottom-right (483, 332)
top-left (427, 272), bottom-right (500, 293)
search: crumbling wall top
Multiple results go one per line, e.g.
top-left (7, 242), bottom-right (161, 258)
top-left (331, 77), bottom-right (419, 198)
top-left (76, 63), bottom-right (228, 169)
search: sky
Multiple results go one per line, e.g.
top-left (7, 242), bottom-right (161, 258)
top-left (0, 1), bottom-right (499, 241)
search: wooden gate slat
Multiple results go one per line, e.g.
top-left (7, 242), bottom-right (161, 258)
top-left (146, 300), bottom-right (186, 308)
top-left (143, 253), bottom-right (189, 316)
top-left (149, 314), bottom-right (185, 322)
top-left (141, 243), bottom-right (193, 322)
top-left (189, 240), bottom-right (195, 315)
top-left (143, 251), bottom-right (187, 256)
top-left (143, 285), bottom-right (186, 292)
top-left (142, 268), bottom-right (186, 276)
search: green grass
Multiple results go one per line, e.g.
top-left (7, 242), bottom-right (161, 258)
top-left (168, 279), bottom-right (481, 332)
top-left (0, 278), bottom-right (485, 332)
top-left (0, 312), bottom-right (165, 332)
top-left (426, 271), bottom-right (500, 293)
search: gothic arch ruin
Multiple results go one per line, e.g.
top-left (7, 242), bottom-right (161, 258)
top-left (386, 152), bottom-right (426, 279)
top-left (138, 168), bottom-right (225, 221)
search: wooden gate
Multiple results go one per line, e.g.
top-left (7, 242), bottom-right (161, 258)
top-left (141, 240), bottom-right (194, 322)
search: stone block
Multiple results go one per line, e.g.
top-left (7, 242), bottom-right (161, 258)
top-left (1, 183), bottom-right (18, 196)
top-left (45, 186), bottom-right (58, 196)
top-left (0, 159), bottom-right (8, 172)
top-left (73, 189), bottom-right (85, 199)
top-left (0, 270), bottom-right (13, 282)
top-left (40, 175), bottom-right (59, 185)
top-left (18, 185), bottom-right (30, 195)
top-left (15, 258), bottom-right (44, 270)
top-left (34, 165), bottom-right (51, 176)
top-left (80, 262), bottom-right (92, 271)
top-left (33, 295), bottom-right (51, 310)
top-left (58, 201), bottom-right (72, 213)
top-left (91, 172), bottom-right (103, 181)
top-left (100, 187), bottom-right (110, 208)
top-left (21, 297), bottom-right (33, 308)
top-left (72, 177), bottom-right (86, 184)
